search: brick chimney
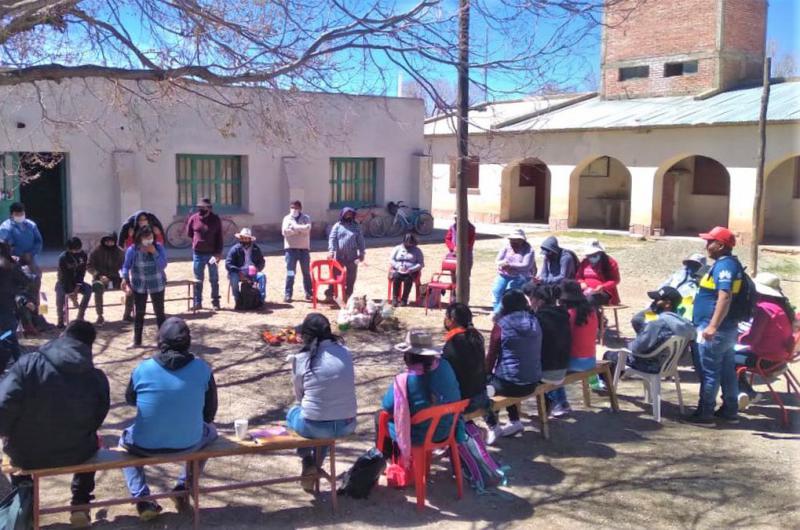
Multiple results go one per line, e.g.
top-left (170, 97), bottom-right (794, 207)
top-left (601, 0), bottom-right (766, 99)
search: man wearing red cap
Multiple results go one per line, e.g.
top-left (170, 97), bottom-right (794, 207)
top-left (686, 226), bottom-right (744, 424)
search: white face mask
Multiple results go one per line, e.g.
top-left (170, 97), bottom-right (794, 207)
top-left (290, 208), bottom-right (300, 217)
top-left (12, 215), bottom-right (25, 224)
top-left (141, 239), bottom-right (154, 247)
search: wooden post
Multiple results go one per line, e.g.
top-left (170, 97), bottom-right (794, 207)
top-left (750, 57), bottom-right (771, 273)
top-left (455, 0), bottom-right (471, 304)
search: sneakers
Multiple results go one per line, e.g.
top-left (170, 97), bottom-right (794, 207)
top-left (212, 302), bottom-right (221, 311)
top-left (284, 295), bottom-right (292, 303)
top-left (680, 411), bottom-right (714, 425)
top-left (498, 421), bottom-right (524, 438)
top-left (737, 392), bottom-right (751, 411)
top-left (171, 484), bottom-right (191, 513)
top-left (549, 403), bottom-right (572, 419)
top-left (589, 375), bottom-right (606, 391)
top-left (191, 303), bottom-right (203, 311)
top-left (69, 510), bottom-right (90, 528)
top-left (485, 426), bottom-right (501, 446)
top-left (713, 408), bottom-right (740, 424)
top-left (95, 316), bottom-right (105, 327)
top-left (304, 293), bottom-right (313, 301)
top-left (300, 457), bottom-right (318, 493)
top-left (122, 313), bottom-right (134, 323)
top-left (136, 500), bottom-right (162, 521)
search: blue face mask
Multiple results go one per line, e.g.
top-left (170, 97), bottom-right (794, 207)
top-left (588, 255), bottom-right (601, 265)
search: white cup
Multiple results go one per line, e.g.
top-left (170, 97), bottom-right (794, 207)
top-left (234, 419), bottom-right (249, 440)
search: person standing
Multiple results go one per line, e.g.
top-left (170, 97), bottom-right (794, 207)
top-left (121, 226), bottom-right (168, 348)
top-left (56, 237), bottom-right (92, 328)
top-left (0, 202), bottom-right (44, 308)
top-left (0, 321), bottom-right (110, 528)
top-left (281, 200), bottom-right (313, 303)
top-left (327, 207), bottom-right (365, 300)
top-left (186, 198), bottom-right (223, 310)
top-left (685, 226), bottom-right (744, 424)
top-left (87, 233), bottom-right (125, 326)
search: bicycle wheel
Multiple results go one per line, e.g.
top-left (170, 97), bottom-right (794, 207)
top-left (367, 215), bottom-right (386, 238)
top-left (222, 218), bottom-right (238, 246)
top-left (384, 216), bottom-right (405, 238)
top-left (415, 213), bottom-right (434, 236)
top-left (165, 220), bottom-right (191, 249)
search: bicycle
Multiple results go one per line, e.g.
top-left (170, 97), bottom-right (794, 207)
top-left (165, 209), bottom-right (239, 249)
top-left (324, 204), bottom-right (382, 238)
top-left (379, 201), bottom-right (434, 238)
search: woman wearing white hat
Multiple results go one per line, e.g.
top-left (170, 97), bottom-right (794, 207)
top-left (735, 272), bottom-right (796, 410)
top-left (576, 239), bottom-right (621, 307)
top-left (491, 229), bottom-right (536, 313)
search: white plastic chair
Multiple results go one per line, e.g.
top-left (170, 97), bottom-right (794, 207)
top-left (612, 335), bottom-right (690, 422)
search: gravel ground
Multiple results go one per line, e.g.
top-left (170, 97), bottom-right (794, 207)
top-left (4, 232), bottom-right (799, 529)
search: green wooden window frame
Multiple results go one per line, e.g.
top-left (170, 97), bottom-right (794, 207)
top-left (176, 154), bottom-right (243, 213)
top-left (329, 158), bottom-right (377, 208)
top-left (0, 153), bottom-right (21, 215)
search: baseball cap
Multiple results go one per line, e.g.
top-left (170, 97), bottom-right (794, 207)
top-left (698, 226), bottom-right (736, 248)
top-left (647, 286), bottom-right (682, 309)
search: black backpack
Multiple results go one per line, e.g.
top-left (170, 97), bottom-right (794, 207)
top-left (727, 258), bottom-right (756, 322)
top-left (235, 280), bottom-right (263, 310)
top-left (337, 448), bottom-right (386, 499)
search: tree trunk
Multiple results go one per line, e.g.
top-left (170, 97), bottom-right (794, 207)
top-left (750, 57), bottom-right (771, 273)
top-left (455, 0), bottom-right (471, 303)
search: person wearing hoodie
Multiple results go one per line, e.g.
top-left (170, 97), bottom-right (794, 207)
top-left (56, 237), bottom-right (92, 328)
top-left (491, 229), bottom-right (536, 313)
top-left (281, 200), bottom-right (313, 303)
top-left (87, 232), bottom-right (126, 325)
top-left (0, 321), bottom-right (109, 528)
top-left (327, 207), bottom-right (365, 300)
top-left (186, 198), bottom-right (224, 310)
top-left (523, 282), bottom-right (571, 384)
top-left (484, 290), bottom-right (542, 444)
top-left (118, 210), bottom-right (165, 249)
top-left (119, 317), bottom-right (218, 521)
top-left (538, 236), bottom-right (578, 286)
top-left (0, 241), bottom-right (34, 367)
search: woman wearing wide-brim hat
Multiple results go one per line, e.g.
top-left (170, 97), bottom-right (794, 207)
top-left (575, 239), bottom-right (621, 307)
top-left (491, 228), bottom-right (536, 314)
top-left (735, 272), bottom-right (796, 410)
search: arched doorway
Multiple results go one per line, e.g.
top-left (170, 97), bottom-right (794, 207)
top-left (502, 158), bottom-right (551, 222)
top-left (659, 155), bottom-right (729, 235)
top-left (763, 155), bottom-right (800, 244)
top-left (573, 156), bottom-right (631, 230)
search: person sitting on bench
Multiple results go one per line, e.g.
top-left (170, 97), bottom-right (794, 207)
top-left (484, 290), bottom-right (542, 444)
top-left (524, 282), bottom-right (571, 385)
top-left (119, 317), bottom-right (218, 521)
top-left (0, 321), bottom-right (110, 529)
top-left (87, 232), bottom-right (126, 326)
top-left (286, 313), bottom-right (357, 492)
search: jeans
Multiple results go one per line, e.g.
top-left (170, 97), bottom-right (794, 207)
top-left (12, 472), bottom-right (95, 506)
top-left (192, 253), bottom-right (220, 306)
top-left (91, 278), bottom-right (122, 317)
top-left (491, 275), bottom-right (527, 312)
top-left (284, 249), bottom-right (312, 298)
top-left (56, 282), bottom-right (92, 322)
top-left (693, 326), bottom-right (739, 418)
top-left (547, 357), bottom-right (597, 408)
top-left (229, 272), bottom-right (266, 302)
top-left (485, 375), bottom-right (538, 427)
top-left (119, 423), bottom-right (218, 497)
top-left (132, 290), bottom-right (166, 345)
top-left (0, 311), bottom-right (20, 369)
top-left (286, 405), bottom-right (356, 463)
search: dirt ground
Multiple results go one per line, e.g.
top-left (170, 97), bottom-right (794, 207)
top-left (6, 231), bottom-right (799, 529)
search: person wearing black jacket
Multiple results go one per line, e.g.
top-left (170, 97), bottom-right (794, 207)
top-left (225, 228), bottom-right (267, 307)
top-left (442, 303), bottom-right (489, 413)
top-left (0, 241), bottom-right (33, 368)
top-left (0, 321), bottom-right (110, 528)
top-left (524, 282), bottom-right (571, 384)
top-left (56, 237), bottom-right (92, 328)
top-left (87, 232), bottom-right (126, 325)
top-left (118, 317), bottom-right (218, 521)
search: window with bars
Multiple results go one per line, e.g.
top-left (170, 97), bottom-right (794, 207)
top-left (329, 158), bottom-right (377, 208)
top-left (0, 153), bottom-right (20, 212)
top-left (176, 154), bottom-right (243, 213)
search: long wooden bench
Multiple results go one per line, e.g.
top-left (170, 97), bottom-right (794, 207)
top-left (2, 430), bottom-right (337, 530)
top-left (464, 361), bottom-right (620, 439)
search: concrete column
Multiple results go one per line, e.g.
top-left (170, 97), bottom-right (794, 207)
top-left (548, 165), bottom-right (576, 231)
top-left (628, 166), bottom-right (659, 235)
top-left (414, 154), bottom-right (433, 211)
top-left (113, 150), bottom-right (139, 225)
top-left (727, 166), bottom-right (757, 245)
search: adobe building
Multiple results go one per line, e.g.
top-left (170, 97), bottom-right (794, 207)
top-left (426, 0), bottom-right (799, 244)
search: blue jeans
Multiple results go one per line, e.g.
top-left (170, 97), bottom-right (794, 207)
top-left (284, 249), bottom-right (312, 298)
top-left (229, 272), bottom-right (266, 302)
top-left (119, 423), bottom-right (218, 497)
top-left (55, 282), bottom-right (92, 322)
top-left (547, 357), bottom-right (597, 408)
top-left (491, 275), bottom-right (527, 312)
top-left (286, 405), bottom-right (356, 463)
top-left (693, 326), bottom-right (739, 418)
top-left (192, 253), bottom-right (220, 306)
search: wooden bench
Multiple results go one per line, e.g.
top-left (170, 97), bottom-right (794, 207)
top-left (63, 279), bottom-right (199, 324)
top-left (464, 361), bottom-right (619, 439)
top-left (2, 430), bottom-right (337, 530)
top-left (598, 304), bottom-right (629, 345)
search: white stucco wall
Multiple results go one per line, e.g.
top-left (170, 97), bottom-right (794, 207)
top-left (0, 79), bottom-right (426, 240)
top-left (764, 156), bottom-right (800, 243)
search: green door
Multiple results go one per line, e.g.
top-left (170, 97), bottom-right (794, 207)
top-left (0, 153), bottom-right (20, 218)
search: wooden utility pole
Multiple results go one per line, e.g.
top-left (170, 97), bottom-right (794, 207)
top-left (750, 57), bottom-right (771, 273)
top-left (455, 0), bottom-right (471, 303)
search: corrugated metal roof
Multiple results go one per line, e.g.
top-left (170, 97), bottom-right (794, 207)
top-left (424, 81), bottom-right (800, 136)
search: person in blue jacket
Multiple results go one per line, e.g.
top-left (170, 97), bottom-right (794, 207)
top-left (0, 202), bottom-right (44, 307)
top-left (538, 236), bottom-right (577, 286)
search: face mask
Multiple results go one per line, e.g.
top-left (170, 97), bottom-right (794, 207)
top-left (290, 208), bottom-right (300, 217)
top-left (242, 241), bottom-right (252, 248)
top-left (104, 242), bottom-right (116, 248)
top-left (141, 239), bottom-right (154, 246)
top-left (588, 255), bottom-right (601, 265)
top-left (199, 208), bottom-right (210, 216)
top-left (12, 215), bottom-right (25, 224)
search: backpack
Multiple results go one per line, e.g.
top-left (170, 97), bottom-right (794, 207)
top-left (458, 422), bottom-right (507, 492)
top-left (0, 480), bottom-right (33, 530)
top-left (727, 258), bottom-right (756, 322)
top-left (337, 448), bottom-right (387, 499)
top-left (235, 280), bottom-right (263, 310)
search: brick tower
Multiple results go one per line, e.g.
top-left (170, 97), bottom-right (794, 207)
top-left (601, 0), bottom-right (767, 99)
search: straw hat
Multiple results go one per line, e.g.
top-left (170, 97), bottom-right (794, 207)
top-left (234, 228), bottom-right (256, 241)
top-left (394, 329), bottom-right (441, 356)
top-left (753, 272), bottom-right (784, 299)
top-left (583, 239), bottom-right (605, 257)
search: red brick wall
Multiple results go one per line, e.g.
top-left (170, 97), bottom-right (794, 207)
top-left (722, 0), bottom-right (766, 55)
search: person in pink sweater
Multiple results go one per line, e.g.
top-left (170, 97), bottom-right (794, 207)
top-left (735, 272), bottom-right (796, 410)
top-left (576, 240), bottom-right (621, 307)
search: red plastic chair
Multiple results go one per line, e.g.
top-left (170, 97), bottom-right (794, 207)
top-left (424, 271), bottom-right (456, 314)
top-left (310, 259), bottom-right (347, 308)
top-left (377, 399), bottom-right (469, 512)
top-left (386, 268), bottom-right (423, 306)
top-left (736, 329), bottom-right (800, 427)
